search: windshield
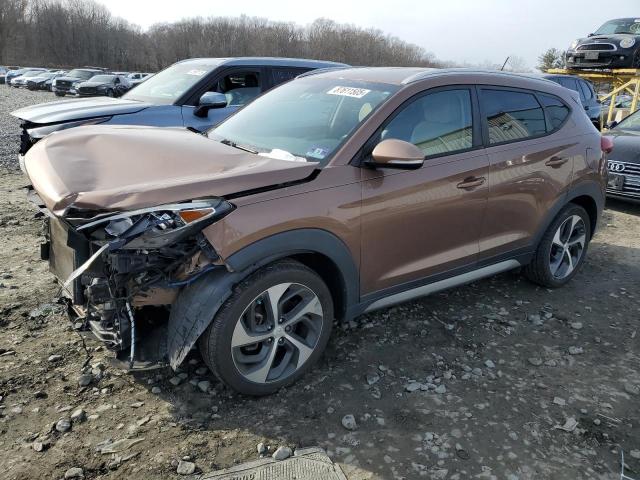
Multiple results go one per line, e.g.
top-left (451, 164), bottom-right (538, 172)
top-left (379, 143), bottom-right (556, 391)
top-left (208, 78), bottom-right (398, 165)
top-left (595, 18), bottom-right (640, 35)
top-left (90, 75), bottom-right (114, 83)
top-left (124, 61), bottom-right (220, 104)
top-left (614, 109), bottom-right (640, 132)
top-left (22, 71), bottom-right (43, 77)
top-left (67, 69), bottom-right (98, 80)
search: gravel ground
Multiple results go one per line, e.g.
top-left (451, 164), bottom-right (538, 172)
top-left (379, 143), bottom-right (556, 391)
top-left (0, 87), bottom-right (639, 480)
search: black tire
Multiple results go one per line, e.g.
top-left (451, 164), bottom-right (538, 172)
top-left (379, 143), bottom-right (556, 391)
top-left (633, 50), bottom-right (640, 68)
top-left (106, 89), bottom-right (114, 97)
top-left (198, 260), bottom-right (334, 396)
top-left (524, 204), bottom-right (591, 288)
top-left (55, 92), bottom-right (65, 97)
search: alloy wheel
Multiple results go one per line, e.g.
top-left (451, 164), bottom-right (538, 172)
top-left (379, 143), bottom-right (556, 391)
top-left (231, 283), bottom-right (324, 384)
top-left (549, 215), bottom-right (586, 280)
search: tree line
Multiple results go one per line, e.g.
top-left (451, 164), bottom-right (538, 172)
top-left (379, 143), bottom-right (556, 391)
top-left (0, 0), bottom-right (440, 72)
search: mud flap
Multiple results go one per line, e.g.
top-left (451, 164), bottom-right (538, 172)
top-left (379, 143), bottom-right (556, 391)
top-left (167, 266), bottom-right (242, 369)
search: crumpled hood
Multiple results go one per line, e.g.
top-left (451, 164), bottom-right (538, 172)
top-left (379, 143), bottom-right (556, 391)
top-left (25, 125), bottom-right (318, 216)
top-left (11, 97), bottom-right (149, 124)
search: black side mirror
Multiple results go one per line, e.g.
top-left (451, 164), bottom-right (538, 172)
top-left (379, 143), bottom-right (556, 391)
top-left (194, 92), bottom-right (228, 118)
top-left (606, 121), bottom-right (618, 129)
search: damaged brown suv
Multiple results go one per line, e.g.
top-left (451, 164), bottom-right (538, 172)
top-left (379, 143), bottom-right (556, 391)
top-left (25, 68), bottom-right (609, 395)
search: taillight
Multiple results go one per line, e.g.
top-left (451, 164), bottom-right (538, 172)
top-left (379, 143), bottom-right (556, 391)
top-left (601, 136), bottom-right (614, 154)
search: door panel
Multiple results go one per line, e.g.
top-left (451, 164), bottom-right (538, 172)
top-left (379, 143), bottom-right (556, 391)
top-left (360, 151), bottom-right (489, 294)
top-left (477, 87), bottom-right (576, 260)
top-left (479, 137), bottom-right (576, 259)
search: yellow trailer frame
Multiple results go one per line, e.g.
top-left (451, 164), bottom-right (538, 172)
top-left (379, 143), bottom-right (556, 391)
top-left (547, 68), bottom-right (640, 127)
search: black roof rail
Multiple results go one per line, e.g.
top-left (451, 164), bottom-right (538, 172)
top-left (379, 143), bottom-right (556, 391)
top-left (296, 66), bottom-right (353, 79)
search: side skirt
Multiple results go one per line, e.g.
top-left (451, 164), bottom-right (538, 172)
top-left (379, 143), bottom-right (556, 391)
top-left (362, 259), bottom-right (521, 314)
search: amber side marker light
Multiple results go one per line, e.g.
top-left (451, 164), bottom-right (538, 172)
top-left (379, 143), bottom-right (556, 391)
top-left (179, 208), bottom-right (215, 223)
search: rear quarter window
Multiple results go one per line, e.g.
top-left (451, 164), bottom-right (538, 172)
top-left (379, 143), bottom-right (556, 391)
top-left (538, 93), bottom-right (571, 130)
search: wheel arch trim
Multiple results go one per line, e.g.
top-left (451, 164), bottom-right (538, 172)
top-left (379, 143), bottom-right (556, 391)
top-left (166, 229), bottom-right (359, 369)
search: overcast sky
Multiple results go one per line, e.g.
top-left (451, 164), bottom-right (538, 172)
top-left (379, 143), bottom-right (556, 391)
top-left (96, 0), bottom-right (639, 69)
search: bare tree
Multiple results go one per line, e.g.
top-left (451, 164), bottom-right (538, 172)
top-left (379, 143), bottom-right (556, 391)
top-left (0, 0), bottom-right (442, 71)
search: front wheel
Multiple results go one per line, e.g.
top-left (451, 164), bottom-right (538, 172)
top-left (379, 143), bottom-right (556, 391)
top-left (198, 260), bottom-right (334, 396)
top-left (524, 204), bottom-right (591, 288)
top-left (55, 92), bottom-right (65, 97)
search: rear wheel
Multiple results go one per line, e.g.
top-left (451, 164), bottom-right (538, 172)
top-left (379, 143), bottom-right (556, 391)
top-left (198, 260), bottom-right (334, 396)
top-left (55, 92), bottom-right (65, 97)
top-left (524, 204), bottom-right (591, 288)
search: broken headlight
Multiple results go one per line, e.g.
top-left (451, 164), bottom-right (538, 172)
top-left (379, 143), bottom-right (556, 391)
top-left (77, 199), bottom-right (234, 250)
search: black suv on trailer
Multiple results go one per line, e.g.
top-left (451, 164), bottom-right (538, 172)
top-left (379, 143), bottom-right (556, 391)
top-left (566, 18), bottom-right (640, 69)
top-left (542, 74), bottom-right (602, 129)
top-left (52, 68), bottom-right (105, 96)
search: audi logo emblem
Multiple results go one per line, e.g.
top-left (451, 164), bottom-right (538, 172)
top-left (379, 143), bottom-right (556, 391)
top-left (608, 161), bottom-right (626, 172)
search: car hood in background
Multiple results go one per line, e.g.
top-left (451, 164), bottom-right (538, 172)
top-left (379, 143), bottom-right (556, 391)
top-left (77, 81), bottom-right (111, 88)
top-left (11, 97), bottom-right (150, 124)
top-left (24, 125), bottom-right (318, 215)
top-left (609, 130), bottom-right (640, 163)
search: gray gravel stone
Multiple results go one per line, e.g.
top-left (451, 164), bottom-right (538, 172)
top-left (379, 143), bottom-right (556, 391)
top-left (70, 408), bottom-right (86, 423)
top-left (64, 467), bottom-right (84, 479)
top-left (48, 354), bottom-right (63, 363)
top-left (77, 374), bottom-right (93, 387)
top-left (272, 446), bottom-right (292, 460)
top-left (341, 414), bottom-right (357, 430)
top-left (56, 418), bottom-right (72, 433)
top-left (176, 460), bottom-right (195, 475)
top-left (528, 357), bottom-right (543, 366)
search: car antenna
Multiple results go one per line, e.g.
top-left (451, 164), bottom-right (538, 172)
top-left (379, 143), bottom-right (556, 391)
top-left (500, 56), bottom-right (510, 71)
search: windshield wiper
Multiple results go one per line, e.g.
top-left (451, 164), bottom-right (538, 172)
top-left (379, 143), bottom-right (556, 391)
top-left (219, 138), bottom-right (258, 154)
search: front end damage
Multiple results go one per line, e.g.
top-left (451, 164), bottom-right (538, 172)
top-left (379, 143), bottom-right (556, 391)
top-left (39, 197), bottom-right (234, 369)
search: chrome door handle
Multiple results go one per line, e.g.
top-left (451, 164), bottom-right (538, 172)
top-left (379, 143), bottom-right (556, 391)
top-left (456, 176), bottom-right (486, 189)
top-left (545, 156), bottom-right (569, 168)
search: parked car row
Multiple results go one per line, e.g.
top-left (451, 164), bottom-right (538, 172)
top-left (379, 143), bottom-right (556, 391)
top-left (13, 56), bottom-right (613, 396)
top-left (1, 65), bottom-right (153, 97)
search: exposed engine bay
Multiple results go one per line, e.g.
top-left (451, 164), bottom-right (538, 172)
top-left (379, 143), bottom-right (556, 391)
top-left (38, 196), bottom-right (234, 369)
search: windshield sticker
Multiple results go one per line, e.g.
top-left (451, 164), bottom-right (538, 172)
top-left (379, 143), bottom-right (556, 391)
top-left (306, 147), bottom-right (329, 159)
top-left (186, 69), bottom-right (207, 76)
top-left (327, 86), bottom-right (371, 98)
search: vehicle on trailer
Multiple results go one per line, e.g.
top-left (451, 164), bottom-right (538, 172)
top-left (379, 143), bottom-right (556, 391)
top-left (23, 67), bottom-right (609, 395)
top-left (12, 57), bottom-right (346, 162)
top-left (51, 68), bottom-right (105, 97)
top-left (76, 74), bottom-right (131, 98)
top-left (9, 68), bottom-right (47, 87)
top-left (566, 17), bottom-right (640, 69)
top-left (604, 109), bottom-right (640, 202)
top-left (541, 74), bottom-right (602, 129)
top-left (27, 72), bottom-right (66, 91)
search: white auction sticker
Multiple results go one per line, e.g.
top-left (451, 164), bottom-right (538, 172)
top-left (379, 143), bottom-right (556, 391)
top-left (327, 86), bottom-right (371, 98)
top-left (186, 69), bottom-right (207, 76)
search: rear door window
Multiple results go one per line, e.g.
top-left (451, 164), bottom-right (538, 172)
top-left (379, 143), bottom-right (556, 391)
top-left (480, 89), bottom-right (547, 145)
top-left (578, 80), bottom-right (594, 101)
top-left (271, 68), bottom-right (308, 86)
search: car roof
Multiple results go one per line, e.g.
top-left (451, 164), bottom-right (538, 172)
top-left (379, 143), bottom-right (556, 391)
top-left (175, 57), bottom-right (348, 69)
top-left (303, 67), bottom-right (566, 88)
